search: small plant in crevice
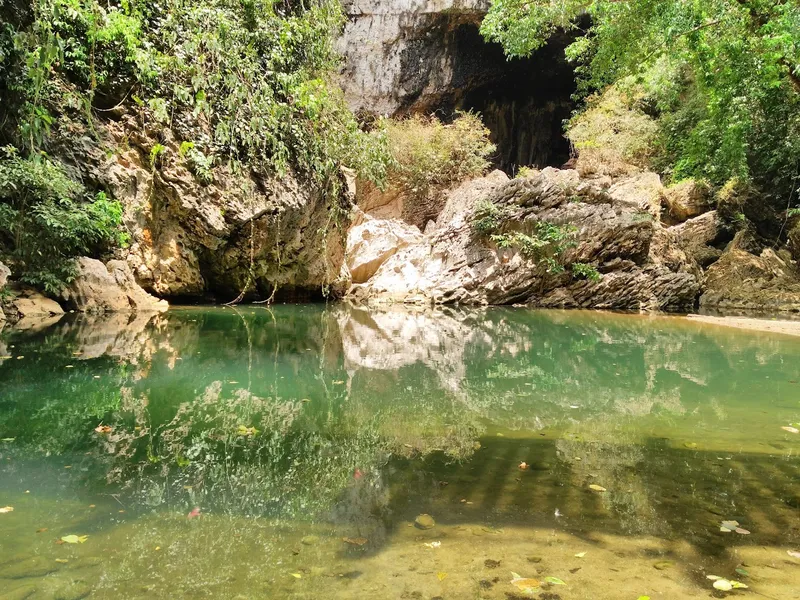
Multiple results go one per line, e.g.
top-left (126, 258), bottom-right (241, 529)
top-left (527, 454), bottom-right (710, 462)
top-left (571, 262), bottom-right (602, 282)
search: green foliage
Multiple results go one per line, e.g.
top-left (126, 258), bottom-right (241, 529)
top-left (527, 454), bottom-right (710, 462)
top-left (384, 112), bottom-right (495, 200)
top-left (0, 146), bottom-right (125, 293)
top-left (149, 143), bottom-right (166, 169)
top-left (571, 262), bottom-right (601, 282)
top-left (2, 0), bottom-right (389, 190)
top-left (472, 199), bottom-right (509, 236)
top-left (482, 1), bottom-right (800, 194)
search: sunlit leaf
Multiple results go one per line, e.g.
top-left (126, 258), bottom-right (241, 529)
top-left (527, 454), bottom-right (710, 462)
top-left (574, 552), bottom-right (587, 558)
top-left (0, 506), bottom-right (14, 513)
top-left (545, 576), bottom-right (566, 585)
top-left (713, 579), bottom-right (733, 591)
top-left (60, 535), bottom-right (88, 544)
top-left (437, 572), bottom-right (448, 581)
top-left (588, 484), bottom-right (606, 492)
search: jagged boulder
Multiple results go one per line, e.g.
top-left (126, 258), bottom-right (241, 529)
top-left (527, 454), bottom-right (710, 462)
top-left (350, 168), bottom-right (700, 310)
top-left (6, 288), bottom-right (65, 320)
top-left (347, 219), bottom-right (424, 284)
top-left (700, 248), bottom-right (800, 311)
top-left (669, 211), bottom-right (723, 268)
top-left (61, 257), bottom-right (168, 313)
top-left (663, 180), bottom-right (713, 222)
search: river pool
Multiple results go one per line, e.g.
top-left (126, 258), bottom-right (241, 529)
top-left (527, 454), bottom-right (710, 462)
top-left (1, 305), bottom-right (799, 599)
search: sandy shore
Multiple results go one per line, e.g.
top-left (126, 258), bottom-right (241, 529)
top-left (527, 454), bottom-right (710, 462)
top-left (686, 313), bottom-right (800, 336)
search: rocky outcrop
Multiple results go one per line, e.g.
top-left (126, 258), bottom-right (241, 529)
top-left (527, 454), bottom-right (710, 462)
top-left (669, 211), bottom-right (723, 269)
top-left (0, 261), bottom-right (9, 290)
top-left (72, 115), bottom-right (352, 301)
top-left (350, 168), bottom-right (701, 310)
top-left (4, 287), bottom-right (65, 322)
top-left (347, 219), bottom-right (424, 283)
top-left (700, 248), bottom-right (800, 312)
top-left (61, 257), bottom-right (168, 313)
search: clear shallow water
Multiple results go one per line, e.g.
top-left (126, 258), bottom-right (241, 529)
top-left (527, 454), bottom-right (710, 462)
top-left (0, 305), bottom-right (799, 600)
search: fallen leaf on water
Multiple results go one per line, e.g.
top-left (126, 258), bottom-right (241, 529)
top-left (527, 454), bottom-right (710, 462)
top-left (518, 462), bottom-right (529, 470)
top-left (720, 520), bottom-right (739, 532)
top-left (36, 528), bottom-right (48, 533)
top-left (544, 576), bottom-right (566, 585)
top-left (342, 537), bottom-right (368, 546)
top-left (290, 573), bottom-right (302, 579)
top-left (437, 572), bottom-right (448, 581)
top-left (787, 550), bottom-right (800, 558)
top-left (684, 442), bottom-right (698, 449)
top-left (510, 572), bottom-right (541, 593)
top-left (333, 380), bottom-right (345, 385)
top-left (574, 552), bottom-right (587, 558)
top-left (423, 541), bottom-right (441, 549)
top-left (638, 597), bottom-right (651, 600)
top-left (94, 424), bottom-right (113, 434)
top-left (713, 579), bottom-right (733, 592)
top-left (1, 438), bottom-right (15, 442)
top-left (734, 527), bottom-right (751, 535)
top-left (60, 535), bottom-right (88, 544)
top-left (735, 568), bottom-right (749, 577)
top-left (0, 506), bottom-right (14, 513)
top-left (55, 559), bottom-right (68, 564)
top-left (781, 426), bottom-right (800, 434)
top-left (588, 484), bottom-right (607, 492)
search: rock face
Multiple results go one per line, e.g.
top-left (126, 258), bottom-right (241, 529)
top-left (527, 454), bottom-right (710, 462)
top-left (0, 261), bottom-right (9, 290)
top-left (347, 219), bottom-right (424, 283)
top-left (61, 257), bottom-right (169, 313)
top-left (700, 248), bottom-right (800, 312)
top-left (350, 168), bottom-right (701, 310)
top-left (5, 288), bottom-right (65, 320)
top-left (74, 116), bottom-right (352, 301)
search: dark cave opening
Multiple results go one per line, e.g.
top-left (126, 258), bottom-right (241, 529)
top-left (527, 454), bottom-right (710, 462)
top-left (440, 24), bottom-right (580, 174)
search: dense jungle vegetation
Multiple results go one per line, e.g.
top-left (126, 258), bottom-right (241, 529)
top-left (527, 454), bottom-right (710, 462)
top-left (482, 0), bottom-right (800, 199)
top-left (0, 0), bottom-right (798, 294)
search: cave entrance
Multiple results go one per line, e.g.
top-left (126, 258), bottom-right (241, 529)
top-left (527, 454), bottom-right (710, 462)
top-left (442, 24), bottom-right (579, 174)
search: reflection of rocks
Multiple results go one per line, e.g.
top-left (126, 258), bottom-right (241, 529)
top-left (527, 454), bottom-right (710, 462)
top-left (61, 257), bottom-right (168, 313)
top-left (2, 286), bottom-right (64, 329)
top-left (58, 311), bottom-right (167, 361)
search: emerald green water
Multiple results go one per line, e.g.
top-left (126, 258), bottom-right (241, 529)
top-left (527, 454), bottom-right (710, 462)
top-left (1, 305), bottom-right (799, 599)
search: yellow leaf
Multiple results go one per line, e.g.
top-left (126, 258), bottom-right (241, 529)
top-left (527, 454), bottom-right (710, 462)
top-left (437, 572), bottom-right (448, 581)
top-left (60, 535), bottom-right (88, 544)
top-left (290, 573), bottom-right (302, 579)
top-left (55, 559), bottom-right (68, 564)
top-left (0, 506), bottom-right (14, 513)
top-left (588, 484), bottom-right (607, 492)
top-left (575, 552), bottom-right (587, 558)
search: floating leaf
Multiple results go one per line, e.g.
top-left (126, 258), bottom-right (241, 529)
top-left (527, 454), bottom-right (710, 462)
top-left (788, 550), bottom-right (800, 559)
top-left (734, 527), bottom-right (750, 535)
top-left (290, 573), bottom-right (302, 579)
top-left (638, 597), bottom-right (651, 600)
top-left (730, 581), bottom-right (748, 589)
top-left (545, 576), bottom-right (566, 585)
top-left (55, 559), bottom-right (68, 564)
top-left (60, 535), bottom-right (88, 544)
top-left (94, 424), bottom-right (113, 434)
top-left (1, 438), bottom-right (15, 442)
top-left (437, 572), bottom-right (448, 581)
top-left (684, 442), bottom-right (698, 449)
top-left (720, 520), bottom-right (739, 532)
top-left (588, 484), bottom-right (606, 492)
top-left (423, 541), bottom-right (441, 549)
top-left (735, 568), bottom-right (749, 577)
top-left (518, 462), bottom-right (529, 470)
top-left (781, 426), bottom-right (800, 434)
top-left (574, 552), bottom-right (587, 558)
top-left (342, 537), bottom-right (368, 546)
top-left (0, 506), bottom-right (14, 513)
top-left (510, 572), bottom-right (541, 592)
top-left (713, 579), bottom-right (733, 591)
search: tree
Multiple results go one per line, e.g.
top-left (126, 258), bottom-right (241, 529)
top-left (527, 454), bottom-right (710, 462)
top-left (481, 0), bottom-right (800, 196)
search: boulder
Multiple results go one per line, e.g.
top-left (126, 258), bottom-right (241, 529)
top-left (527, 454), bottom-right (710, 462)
top-left (700, 248), bottom-right (800, 311)
top-left (350, 167), bottom-right (701, 311)
top-left (347, 219), bottom-right (424, 284)
top-left (0, 261), bottom-right (9, 289)
top-left (663, 180), bottom-right (713, 222)
top-left (6, 288), bottom-right (64, 319)
top-left (608, 172), bottom-right (664, 218)
top-left (669, 211), bottom-right (723, 268)
top-left (61, 257), bottom-right (168, 313)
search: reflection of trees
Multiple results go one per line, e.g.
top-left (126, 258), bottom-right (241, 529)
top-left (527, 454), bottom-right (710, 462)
top-left (2, 304), bottom-right (800, 524)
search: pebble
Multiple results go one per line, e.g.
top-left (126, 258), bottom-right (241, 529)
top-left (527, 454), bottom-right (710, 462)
top-left (414, 514), bottom-right (435, 530)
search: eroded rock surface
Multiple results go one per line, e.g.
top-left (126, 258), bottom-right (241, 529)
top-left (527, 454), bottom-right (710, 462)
top-left (347, 219), bottom-right (424, 283)
top-left (350, 168), bottom-right (700, 310)
top-left (700, 248), bottom-right (800, 312)
top-left (61, 258), bottom-right (168, 313)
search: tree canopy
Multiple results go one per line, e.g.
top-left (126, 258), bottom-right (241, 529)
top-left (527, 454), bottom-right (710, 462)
top-left (482, 0), bottom-right (800, 196)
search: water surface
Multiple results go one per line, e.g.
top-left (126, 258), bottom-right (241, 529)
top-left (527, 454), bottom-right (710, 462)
top-left (1, 305), bottom-right (799, 599)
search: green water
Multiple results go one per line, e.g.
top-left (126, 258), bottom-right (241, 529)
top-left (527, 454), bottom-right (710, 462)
top-left (1, 305), bottom-right (799, 599)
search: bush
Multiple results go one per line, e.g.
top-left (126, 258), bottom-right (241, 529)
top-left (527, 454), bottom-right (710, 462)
top-left (567, 83), bottom-right (659, 177)
top-left (385, 112), bottom-right (496, 200)
top-left (0, 146), bottom-right (126, 293)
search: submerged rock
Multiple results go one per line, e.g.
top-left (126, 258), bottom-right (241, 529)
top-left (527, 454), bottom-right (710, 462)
top-left (414, 514), bottom-right (436, 529)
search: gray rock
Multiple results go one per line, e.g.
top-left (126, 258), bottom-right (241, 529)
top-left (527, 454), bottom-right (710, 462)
top-left (60, 257), bottom-right (168, 313)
